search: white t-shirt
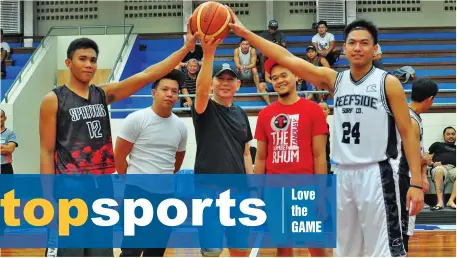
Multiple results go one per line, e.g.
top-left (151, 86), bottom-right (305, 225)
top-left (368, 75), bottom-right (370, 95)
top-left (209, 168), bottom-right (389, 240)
top-left (118, 107), bottom-right (188, 193)
top-left (312, 32), bottom-right (335, 51)
top-left (376, 44), bottom-right (382, 54)
top-left (1, 42), bottom-right (10, 53)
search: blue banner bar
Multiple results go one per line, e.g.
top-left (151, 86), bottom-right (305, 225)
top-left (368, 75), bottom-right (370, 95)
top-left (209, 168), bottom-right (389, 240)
top-left (0, 174), bottom-right (336, 249)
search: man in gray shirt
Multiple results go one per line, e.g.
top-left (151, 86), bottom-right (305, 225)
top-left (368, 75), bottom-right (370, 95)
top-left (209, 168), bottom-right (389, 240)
top-left (261, 20), bottom-right (286, 47)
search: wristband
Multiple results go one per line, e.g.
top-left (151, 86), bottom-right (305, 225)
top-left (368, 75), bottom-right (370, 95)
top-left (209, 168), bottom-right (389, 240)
top-left (410, 184), bottom-right (423, 190)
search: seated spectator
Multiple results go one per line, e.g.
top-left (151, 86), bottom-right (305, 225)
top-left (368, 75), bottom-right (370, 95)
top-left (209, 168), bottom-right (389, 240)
top-left (1, 29), bottom-right (10, 79)
top-left (234, 38), bottom-right (263, 97)
top-left (312, 20), bottom-right (341, 66)
top-left (258, 70), bottom-right (272, 105)
top-left (259, 20), bottom-right (286, 72)
top-left (302, 46), bottom-right (330, 102)
top-left (260, 20), bottom-right (286, 47)
top-left (175, 43), bottom-right (203, 72)
top-left (304, 45), bottom-right (330, 68)
top-left (373, 44), bottom-right (384, 69)
top-left (180, 59), bottom-right (199, 107)
top-left (429, 126), bottom-right (456, 210)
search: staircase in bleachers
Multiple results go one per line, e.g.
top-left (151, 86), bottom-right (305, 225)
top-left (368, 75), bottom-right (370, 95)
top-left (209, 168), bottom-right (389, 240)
top-left (109, 27), bottom-right (456, 118)
top-left (1, 41), bottom-right (40, 101)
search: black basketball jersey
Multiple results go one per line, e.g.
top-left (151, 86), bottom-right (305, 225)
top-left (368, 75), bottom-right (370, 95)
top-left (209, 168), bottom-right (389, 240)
top-left (52, 85), bottom-right (115, 174)
top-left (398, 108), bottom-right (423, 176)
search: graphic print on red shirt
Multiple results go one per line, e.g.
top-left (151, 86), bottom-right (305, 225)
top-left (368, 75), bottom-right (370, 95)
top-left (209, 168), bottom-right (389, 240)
top-left (255, 98), bottom-right (328, 174)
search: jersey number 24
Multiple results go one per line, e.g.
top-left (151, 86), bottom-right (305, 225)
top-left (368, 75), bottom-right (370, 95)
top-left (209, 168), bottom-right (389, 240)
top-left (342, 122), bottom-right (360, 144)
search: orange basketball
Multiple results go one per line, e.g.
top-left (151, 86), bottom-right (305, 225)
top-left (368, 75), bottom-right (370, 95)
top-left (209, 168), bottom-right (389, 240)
top-left (190, 1), bottom-right (233, 40)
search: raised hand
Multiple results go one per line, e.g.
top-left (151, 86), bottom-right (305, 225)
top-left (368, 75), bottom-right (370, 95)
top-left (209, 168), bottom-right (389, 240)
top-left (226, 7), bottom-right (246, 36)
top-left (199, 36), bottom-right (223, 55)
top-left (184, 19), bottom-right (200, 52)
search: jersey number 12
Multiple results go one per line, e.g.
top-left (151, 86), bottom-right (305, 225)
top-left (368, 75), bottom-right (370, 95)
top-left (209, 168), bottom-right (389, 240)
top-left (342, 122), bottom-right (360, 144)
top-left (86, 121), bottom-right (102, 139)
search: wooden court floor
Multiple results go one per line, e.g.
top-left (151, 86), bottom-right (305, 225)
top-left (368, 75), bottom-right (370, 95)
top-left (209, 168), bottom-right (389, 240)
top-left (1, 231), bottom-right (455, 257)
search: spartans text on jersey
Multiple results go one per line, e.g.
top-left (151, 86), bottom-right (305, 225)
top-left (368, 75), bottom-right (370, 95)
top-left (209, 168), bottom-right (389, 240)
top-left (69, 104), bottom-right (107, 122)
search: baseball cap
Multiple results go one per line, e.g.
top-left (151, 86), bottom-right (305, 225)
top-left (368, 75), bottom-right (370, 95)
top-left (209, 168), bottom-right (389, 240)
top-left (307, 45), bottom-right (316, 52)
top-left (264, 58), bottom-right (280, 75)
top-left (268, 20), bottom-right (279, 29)
top-left (213, 63), bottom-right (239, 78)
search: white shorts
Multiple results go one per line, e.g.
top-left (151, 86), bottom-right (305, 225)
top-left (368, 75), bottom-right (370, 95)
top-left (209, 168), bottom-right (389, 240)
top-left (407, 215), bottom-right (416, 236)
top-left (334, 160), bottom-right (406, 257)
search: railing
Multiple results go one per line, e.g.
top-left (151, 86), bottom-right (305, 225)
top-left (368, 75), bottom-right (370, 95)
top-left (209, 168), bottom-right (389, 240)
top-left (106, 25), bottom-right (135, 83)
top-left (108, 89), bottom-right (457, 113)
top-left (4, 24), bottom-right (134, 103)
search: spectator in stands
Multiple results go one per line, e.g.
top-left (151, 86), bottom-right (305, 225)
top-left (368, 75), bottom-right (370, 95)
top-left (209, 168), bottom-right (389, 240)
top-left (1, 109), bottom-right (17, 174)
top-left (429, 126), bottom-right (456, 210)
top-left (234, 38), bottom-right (264, 102)
top-left (257, 70), bottom-right (272, 105)
top-left (259, 20), bottom-right (286, 73)
top-left (373, 43), bottom-right (384, 69)
top-left (305, 45), bottom-right (330, 68)
top-left (176, 43), bottom-right (203, 72)
top-left (303, 46), bottom-right (330, 102)
top-left (261, 20), bottom-right (286, 47)
top-left (1, 29), bottom-right (11, 79)
top-left (180, 58), bottom-right (199, 107)
top-left (318, 102), bottom-right (331, 174)
top-left (311, 20), bottom-right (341, 66)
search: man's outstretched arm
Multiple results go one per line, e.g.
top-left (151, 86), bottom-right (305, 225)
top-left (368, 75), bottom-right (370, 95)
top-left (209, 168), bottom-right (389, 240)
top-left (228, 9), bottom-right (338, 93)
top-left (101, 21), bottom-right (200, 104)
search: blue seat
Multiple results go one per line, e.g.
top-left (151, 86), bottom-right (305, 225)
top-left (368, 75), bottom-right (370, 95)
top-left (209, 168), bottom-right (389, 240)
top-left (10, 54), bottom-right (32, 66)
top-left (0, 79), bottom-right (15, 101)
top-left (5, 66), bottom-right (22, 80)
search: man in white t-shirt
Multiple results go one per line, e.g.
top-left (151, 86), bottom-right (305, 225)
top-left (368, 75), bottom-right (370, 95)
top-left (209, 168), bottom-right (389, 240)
top-left (114, 69), bottom-right (188, 258)
top-left (311, 20), bottom-right (341, 66)
top-left (1, 29), bottom-right (11, 79)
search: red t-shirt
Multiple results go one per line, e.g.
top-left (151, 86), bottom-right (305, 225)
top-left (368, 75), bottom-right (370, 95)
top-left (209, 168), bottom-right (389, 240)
top-left (255, 98), bottom-right (328, 174)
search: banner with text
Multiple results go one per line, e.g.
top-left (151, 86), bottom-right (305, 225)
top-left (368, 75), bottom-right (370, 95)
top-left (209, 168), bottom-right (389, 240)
top-left (0, 174), bottom-right (336, 249)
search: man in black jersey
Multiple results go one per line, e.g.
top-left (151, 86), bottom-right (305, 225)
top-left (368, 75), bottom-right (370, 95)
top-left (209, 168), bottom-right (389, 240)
top-left (39, 22), bottom-right (199, 257)
top-left (191, 36), bottom-right (253, 257)
top-left (398, 78), bottom-right (438, 254)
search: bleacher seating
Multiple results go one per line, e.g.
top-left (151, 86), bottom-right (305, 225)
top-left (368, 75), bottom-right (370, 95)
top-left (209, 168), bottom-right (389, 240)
top-left (1, 39), bottom-right (39, 102)
top-left (107, 28), bottom-right (456, 118)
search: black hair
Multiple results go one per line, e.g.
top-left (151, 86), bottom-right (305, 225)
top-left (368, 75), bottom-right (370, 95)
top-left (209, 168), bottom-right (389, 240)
top-left (240, 37), bottom-right (247, 43)
top-left (411, 77), bottom-right (439, 102)
top-left (443, 126), bottom-right (456, 135)
top-left (317, 20), bottom-right (327, 27)
top-left (67, 37), bottom-right (99, 59)
top-left (152, 69), bottom-right (185, 89)
top-left (1, 29), bottom-right (3, 35)
top-left (0, 109), bottom-right (4, 116)
top-left (344, 19), bottom-right (378, 45)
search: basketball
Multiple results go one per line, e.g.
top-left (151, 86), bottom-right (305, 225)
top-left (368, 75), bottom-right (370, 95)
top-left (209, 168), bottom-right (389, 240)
top-left (190, 1), bottom-right (233, 40)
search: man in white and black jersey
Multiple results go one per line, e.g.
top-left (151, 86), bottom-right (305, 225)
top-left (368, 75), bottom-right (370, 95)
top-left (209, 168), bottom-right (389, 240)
top-left (229, 15), bottom-right (424, 257)
top-left (398, 78), bottom-right (438, 254)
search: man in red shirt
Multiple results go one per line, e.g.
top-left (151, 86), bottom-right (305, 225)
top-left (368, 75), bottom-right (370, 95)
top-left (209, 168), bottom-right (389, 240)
top-left (254, 58), bottom-right (328, 257)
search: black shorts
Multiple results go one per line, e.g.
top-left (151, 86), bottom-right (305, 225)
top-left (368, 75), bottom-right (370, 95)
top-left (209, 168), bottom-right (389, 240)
top-left (1, 163), bottom-right (13, 174)
top-left (398, 174), bottom-right (411, 252)
top-left (45, 247), bottom-right (113, 257)
top-left (45, 176), bottom-right (115, 257)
